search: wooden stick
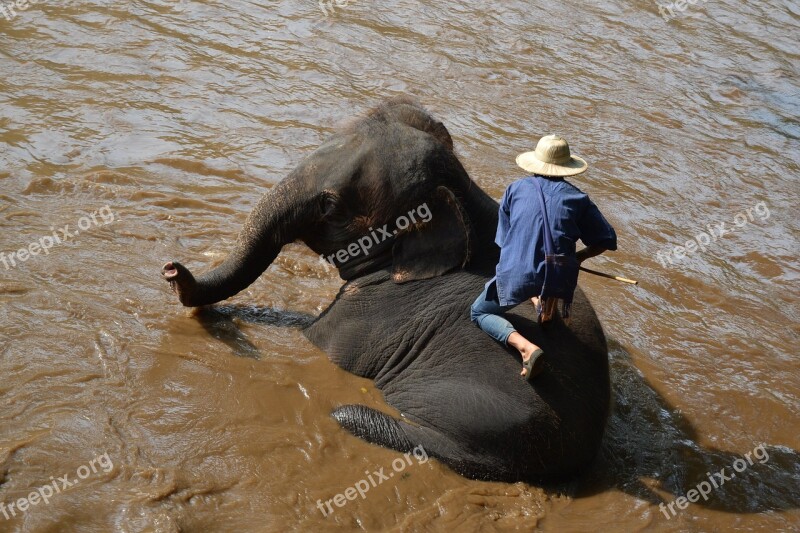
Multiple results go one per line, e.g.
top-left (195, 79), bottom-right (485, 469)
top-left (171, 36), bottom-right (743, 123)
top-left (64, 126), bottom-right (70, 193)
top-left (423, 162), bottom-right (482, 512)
top-left (579, 266), bottom-right (639, 285)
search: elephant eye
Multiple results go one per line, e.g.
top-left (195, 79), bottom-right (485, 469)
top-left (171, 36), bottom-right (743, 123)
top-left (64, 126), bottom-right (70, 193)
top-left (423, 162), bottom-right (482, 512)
top-left (321, 194), bottom-right (338, 218)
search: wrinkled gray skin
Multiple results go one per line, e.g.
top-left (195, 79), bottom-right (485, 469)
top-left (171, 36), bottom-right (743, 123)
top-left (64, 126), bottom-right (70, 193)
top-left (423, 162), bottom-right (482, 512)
top-left (163, 97), bottom-right (610, 482)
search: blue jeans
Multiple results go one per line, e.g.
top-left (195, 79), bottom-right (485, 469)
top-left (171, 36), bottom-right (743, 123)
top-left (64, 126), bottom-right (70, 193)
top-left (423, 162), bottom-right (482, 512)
top-left (470, 285), bottom-right (517, 346)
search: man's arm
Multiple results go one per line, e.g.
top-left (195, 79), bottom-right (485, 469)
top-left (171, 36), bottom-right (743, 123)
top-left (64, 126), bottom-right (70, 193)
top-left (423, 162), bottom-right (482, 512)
top-left (576, 197), bottom-right (617, 261)
top-left (576, 245), bottom-right (608, 264)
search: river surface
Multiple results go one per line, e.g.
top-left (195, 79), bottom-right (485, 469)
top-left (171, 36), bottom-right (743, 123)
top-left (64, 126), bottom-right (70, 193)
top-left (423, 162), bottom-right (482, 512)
top-left (1, 1), bottom-right (798, 531)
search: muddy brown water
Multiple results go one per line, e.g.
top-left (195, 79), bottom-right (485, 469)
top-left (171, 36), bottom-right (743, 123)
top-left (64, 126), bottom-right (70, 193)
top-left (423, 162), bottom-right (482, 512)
top-left (1, 1), bottom-right (798, 531)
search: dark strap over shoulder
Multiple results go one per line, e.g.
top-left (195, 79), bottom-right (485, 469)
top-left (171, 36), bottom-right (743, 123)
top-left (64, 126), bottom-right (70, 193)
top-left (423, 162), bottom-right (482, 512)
top-left (531, 177), bottom-right (555, 255)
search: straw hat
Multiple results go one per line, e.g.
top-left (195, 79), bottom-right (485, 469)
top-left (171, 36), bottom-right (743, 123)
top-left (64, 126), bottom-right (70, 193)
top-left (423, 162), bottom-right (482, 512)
top-left (516, 135), bottom-right (588, 177)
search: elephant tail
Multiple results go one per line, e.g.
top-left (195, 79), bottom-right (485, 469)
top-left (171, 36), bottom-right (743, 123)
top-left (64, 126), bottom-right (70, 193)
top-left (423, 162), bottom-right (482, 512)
top-left (332, 404), bottom-right (498, 480)
top-left (332, 404), bottom-right (417, 452)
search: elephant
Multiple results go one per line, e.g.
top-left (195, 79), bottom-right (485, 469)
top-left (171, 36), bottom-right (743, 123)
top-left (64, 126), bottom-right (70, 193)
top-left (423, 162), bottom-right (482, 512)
top-left (162, 96), bottom-right (611, 483)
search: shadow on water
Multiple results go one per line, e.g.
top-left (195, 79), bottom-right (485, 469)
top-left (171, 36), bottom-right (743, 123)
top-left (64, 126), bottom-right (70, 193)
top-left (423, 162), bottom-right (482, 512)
top-left (568, 341), bottom-right (800, 515)
top-left (194, 305), bottom-right (316, 360)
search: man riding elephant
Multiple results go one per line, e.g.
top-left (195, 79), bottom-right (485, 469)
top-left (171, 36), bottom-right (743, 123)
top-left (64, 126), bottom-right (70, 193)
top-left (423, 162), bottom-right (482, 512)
top-left (471, 135), bottom-right (617, 380)
top-left (162, 96), bottom-right (612, 482)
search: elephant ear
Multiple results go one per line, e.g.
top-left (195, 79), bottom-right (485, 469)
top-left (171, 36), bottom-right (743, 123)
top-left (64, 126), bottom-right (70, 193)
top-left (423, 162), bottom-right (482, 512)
top-left (391, 186), bottom-right (470, 283)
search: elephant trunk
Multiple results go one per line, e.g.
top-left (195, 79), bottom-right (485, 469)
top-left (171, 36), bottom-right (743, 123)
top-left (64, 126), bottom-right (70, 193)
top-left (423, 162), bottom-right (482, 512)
top-left (163, 176), bottom-right (313, 307)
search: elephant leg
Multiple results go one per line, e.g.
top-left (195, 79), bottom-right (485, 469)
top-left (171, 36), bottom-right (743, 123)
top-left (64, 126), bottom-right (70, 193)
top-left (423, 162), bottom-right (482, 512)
top-left (331, 404), bottom-right (511, 481)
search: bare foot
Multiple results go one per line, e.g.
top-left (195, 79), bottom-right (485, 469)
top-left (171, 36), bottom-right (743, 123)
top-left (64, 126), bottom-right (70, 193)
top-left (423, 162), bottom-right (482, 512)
top-left (507, 332), bottom-right (544, 378)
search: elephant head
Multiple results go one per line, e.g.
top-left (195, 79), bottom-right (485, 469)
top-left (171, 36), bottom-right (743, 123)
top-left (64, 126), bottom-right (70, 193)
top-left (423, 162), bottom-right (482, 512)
top-left (163, 97), bottom-right (499, 307)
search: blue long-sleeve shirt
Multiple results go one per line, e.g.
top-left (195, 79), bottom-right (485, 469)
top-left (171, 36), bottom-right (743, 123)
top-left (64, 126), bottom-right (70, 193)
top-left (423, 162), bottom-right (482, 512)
top-left (487, 175), bottom-right (617, 306)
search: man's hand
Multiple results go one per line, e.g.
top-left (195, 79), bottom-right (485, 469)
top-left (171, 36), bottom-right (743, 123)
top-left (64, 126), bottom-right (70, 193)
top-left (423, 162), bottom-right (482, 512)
top-left (576, 245), bottom-right (607, 265)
